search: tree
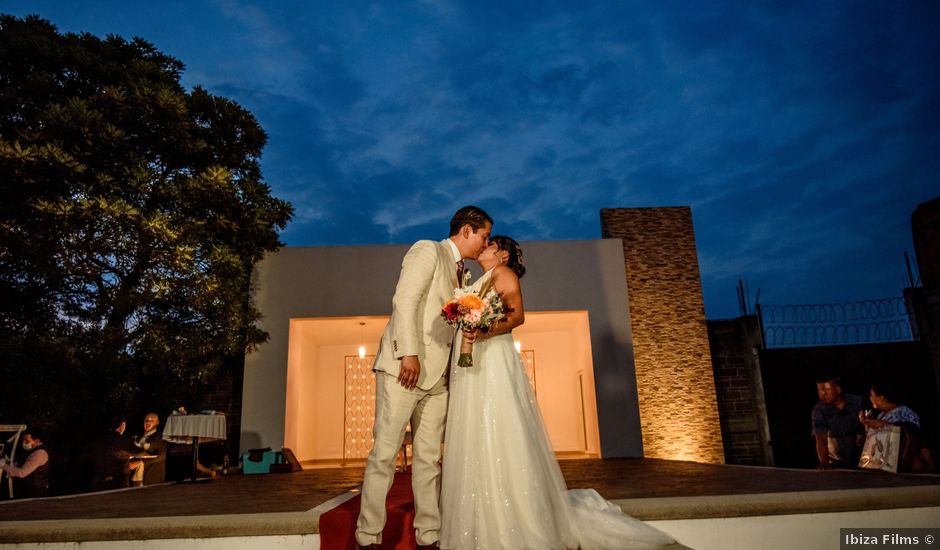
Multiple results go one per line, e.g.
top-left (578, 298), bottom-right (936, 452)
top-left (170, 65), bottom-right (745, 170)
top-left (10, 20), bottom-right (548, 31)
top-left (0, 15), bottom-right (293, 443)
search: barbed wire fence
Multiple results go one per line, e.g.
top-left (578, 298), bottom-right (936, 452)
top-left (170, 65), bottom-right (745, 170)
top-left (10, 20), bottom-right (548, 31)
top-left (757, 297), bottom-right (913, 348)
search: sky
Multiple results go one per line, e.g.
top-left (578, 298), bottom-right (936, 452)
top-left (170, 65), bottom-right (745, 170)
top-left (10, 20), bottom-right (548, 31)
top-left (3, 1), bottom-right (938, 319)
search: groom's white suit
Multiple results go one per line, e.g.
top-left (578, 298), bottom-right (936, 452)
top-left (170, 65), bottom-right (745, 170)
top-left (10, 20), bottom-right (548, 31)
top-left (355, 238), bottom-right (463, 547)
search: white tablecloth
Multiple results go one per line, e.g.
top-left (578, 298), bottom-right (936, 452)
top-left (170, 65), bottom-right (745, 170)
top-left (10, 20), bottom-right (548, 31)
top-left (162, 414), bottom-right (226, 444)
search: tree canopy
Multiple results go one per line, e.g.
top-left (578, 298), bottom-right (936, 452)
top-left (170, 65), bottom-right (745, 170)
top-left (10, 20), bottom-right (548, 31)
top-left (0, 15), bottom-right (293, 439)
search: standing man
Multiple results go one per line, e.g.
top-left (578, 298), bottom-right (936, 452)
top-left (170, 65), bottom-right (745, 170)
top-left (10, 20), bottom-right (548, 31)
top-left (812, 375), bottom-right (866, 469)
top-left (134, 412), bottom-right (167, 485)
top-left (0, 428), bottom-right (50, 498)
top-left (356, 206), bottom-right (492, 550)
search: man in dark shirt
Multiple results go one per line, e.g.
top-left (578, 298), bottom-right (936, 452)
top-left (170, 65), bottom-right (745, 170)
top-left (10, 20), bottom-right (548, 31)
top-left (812, 376), bottom-right (866, 469)
top-left (133, 412), bottom-right (167, 486)
top-left (91, 418), bottom-right (149, 490)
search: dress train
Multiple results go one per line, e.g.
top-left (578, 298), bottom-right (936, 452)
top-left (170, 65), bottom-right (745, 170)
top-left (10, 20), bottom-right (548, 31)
top-left (440, 271), bottom-right (674, 550)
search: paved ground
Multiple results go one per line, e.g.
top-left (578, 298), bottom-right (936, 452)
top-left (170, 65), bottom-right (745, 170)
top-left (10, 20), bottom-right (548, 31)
top-left (558, 458), bottom-right (940, 498)
top-left (1, 458), bottom-right (938, 522)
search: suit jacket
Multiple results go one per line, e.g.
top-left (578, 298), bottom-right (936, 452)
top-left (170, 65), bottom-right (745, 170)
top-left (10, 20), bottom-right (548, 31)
top-left (374, 239), bottom-right (459, 390)
top-left (90, 431), bottom-right (148, 490)
top-left (137, 431), bottom-right (167, 485)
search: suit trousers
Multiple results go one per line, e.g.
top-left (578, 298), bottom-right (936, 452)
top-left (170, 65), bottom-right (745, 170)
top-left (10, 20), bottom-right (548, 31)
top-left (356, 371), bottom-right (449, 546)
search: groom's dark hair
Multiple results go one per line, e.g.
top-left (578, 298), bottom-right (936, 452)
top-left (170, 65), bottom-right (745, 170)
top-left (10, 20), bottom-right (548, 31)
top-left (449, 205), bottom-right (492, 236)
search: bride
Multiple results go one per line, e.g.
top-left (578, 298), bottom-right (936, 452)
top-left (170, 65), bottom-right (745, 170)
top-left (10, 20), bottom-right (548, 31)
top-left (440, 236), bottom-right (675, 550)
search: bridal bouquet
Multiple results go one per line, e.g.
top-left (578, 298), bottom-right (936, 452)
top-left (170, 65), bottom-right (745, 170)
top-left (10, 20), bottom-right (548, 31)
top-left (441, 286), bottom-right (505, 367)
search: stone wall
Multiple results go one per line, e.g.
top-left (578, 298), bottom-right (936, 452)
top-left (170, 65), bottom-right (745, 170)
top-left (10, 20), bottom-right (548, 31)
top-left (197, 358), bottom-right (244, 461)
top-left (600, 207), bottom-right (725, 463)
top-left (707, 315), bottom-right (773, 465)
top-left (909, 197), bottom-right (940, 393)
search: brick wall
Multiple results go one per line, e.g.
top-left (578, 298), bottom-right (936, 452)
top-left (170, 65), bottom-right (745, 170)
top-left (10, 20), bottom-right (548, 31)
top-left (707, 315), bottom-right (773, 465)
top-left (600, 207), bottom-right (724, 463)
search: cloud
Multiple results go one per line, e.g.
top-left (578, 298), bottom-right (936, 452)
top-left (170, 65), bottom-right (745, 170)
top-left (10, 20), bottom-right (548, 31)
top-left (6, 1), bottom-right (938, 318)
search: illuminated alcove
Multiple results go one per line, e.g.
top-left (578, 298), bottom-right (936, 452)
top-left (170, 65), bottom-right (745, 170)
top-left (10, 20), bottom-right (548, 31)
top-left (283, 311), bottom-right (600, 466)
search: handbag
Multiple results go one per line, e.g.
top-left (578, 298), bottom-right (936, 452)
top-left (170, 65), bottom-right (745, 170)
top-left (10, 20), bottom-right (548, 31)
top-left (858, 425), bottom-right (901, 473)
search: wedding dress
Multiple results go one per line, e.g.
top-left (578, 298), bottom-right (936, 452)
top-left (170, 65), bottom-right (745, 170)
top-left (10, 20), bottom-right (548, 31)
top-left (440, 270), bottom-right (674, 550)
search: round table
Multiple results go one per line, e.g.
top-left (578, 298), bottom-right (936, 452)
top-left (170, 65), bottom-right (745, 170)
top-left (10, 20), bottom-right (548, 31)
top-left (163, 414), bottom-right (226, 481)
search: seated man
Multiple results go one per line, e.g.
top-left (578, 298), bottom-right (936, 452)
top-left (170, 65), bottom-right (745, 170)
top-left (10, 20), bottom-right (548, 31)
top-left (0, 428), bottom-right (49, 498)
top-left (812, 375), bottom-right (866, 469)
top-left (134, 413), bottom-right (167, 485)
top-left (91, 417), bottom-right (149, 490)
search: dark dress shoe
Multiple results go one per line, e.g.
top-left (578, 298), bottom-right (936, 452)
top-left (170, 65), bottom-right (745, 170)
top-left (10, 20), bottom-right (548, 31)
top-left (355, 543), bottom-right (381, 550)
top-left (416, 543), bottom-right (440, 550)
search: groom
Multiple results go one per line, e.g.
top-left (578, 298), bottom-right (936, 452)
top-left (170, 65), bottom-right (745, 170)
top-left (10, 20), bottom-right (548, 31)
top-left (355, 206), bottom-right (492, 549)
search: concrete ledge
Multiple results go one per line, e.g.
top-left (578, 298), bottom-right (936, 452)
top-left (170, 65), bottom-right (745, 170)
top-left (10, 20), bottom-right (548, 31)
top-left (0, 511), bottom-right (319, 544)
top-left (617, 485), bottom-right (940, 521)
top-left (2, 485), bottom-right (939, 543)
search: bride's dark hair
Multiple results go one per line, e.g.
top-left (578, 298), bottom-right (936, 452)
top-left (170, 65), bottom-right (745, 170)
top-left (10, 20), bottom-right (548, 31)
top-left (491, 235), bottom-right (526, 279)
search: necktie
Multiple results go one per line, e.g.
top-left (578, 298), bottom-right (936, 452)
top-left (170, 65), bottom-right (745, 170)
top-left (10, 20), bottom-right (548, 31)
top-left (456, 260), bottom-right (465, 286)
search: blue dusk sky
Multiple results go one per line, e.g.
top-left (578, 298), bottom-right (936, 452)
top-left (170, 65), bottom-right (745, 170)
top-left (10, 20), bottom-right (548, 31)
top-left (2, 1), bottom-right (938, 319)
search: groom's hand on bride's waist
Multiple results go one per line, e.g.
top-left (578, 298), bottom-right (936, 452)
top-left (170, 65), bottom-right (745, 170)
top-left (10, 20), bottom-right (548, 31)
top-left (398, 355), bottom-right (420, 389)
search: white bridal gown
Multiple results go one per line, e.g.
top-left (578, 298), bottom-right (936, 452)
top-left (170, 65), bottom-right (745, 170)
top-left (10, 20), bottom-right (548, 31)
top-left (440, 270), bottom-right (674, 550)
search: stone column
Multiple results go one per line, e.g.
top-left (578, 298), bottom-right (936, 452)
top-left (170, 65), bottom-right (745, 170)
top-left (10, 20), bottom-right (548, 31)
top-left (600, 207), bottom-right (724, 463)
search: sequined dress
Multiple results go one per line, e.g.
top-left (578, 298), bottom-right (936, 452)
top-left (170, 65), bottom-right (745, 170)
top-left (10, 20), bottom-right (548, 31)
top-left (440, 270), bottom-right (674, 550)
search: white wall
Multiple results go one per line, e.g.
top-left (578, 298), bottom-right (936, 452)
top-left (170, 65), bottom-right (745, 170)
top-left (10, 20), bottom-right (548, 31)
top-left (13, 506), bottom-right (937, 550)
top-left (525, 330), bottom-right (579, 450)
top-left (576, 312), bottom-right (599, 455)
top-left (311, 344), bottom-right (350, 459)
top-left (285, 311), bottom-right (599, 462)
top-left (513, 310), bottom-right (600, 454)
top-left (244, 240), bottom-right (641, 457)
top-left (281, 320), bottom-right (304, 456)
top-left (649, 507), bottom-right (940, 550)
top-left (513, 317), bottom-right (598, 453)
top-left (281, 318), bottom-right (383, 461)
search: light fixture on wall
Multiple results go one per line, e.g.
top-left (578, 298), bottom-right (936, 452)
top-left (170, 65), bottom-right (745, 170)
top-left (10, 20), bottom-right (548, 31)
top-left (358, 322), bottom-right (366, 359)
top-left (514, 340), bottom-right (522, 353)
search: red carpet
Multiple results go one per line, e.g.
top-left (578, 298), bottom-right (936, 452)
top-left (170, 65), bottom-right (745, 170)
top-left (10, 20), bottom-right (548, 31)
top-left (319, 472), bottom-right (416, 550)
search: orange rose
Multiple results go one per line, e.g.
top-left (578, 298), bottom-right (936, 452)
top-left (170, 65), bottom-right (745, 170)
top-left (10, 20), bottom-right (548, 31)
top-left (457, 294), bottom-right (484, 310)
